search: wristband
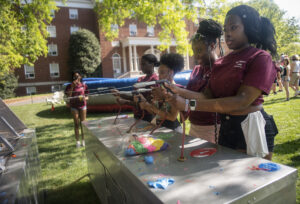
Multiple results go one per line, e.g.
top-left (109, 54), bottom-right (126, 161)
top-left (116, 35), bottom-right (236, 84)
top-left (184, 99), bottom-right (190, 112)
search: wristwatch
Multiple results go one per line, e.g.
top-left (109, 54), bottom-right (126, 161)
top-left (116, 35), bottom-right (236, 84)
top-left (189, 99), bottom-right (196, 111)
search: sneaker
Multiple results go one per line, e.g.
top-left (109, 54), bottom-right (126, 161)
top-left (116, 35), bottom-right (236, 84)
top-left (82, 140), bottom-right (85, 147)
top-left (278, 90), bottom-right (283, 92)
top-left (286, 98), bottom-right (290, 101)
top-left (273, 92), bottom-right (277, 95)
top-left (76, 141), bottom-right (81, 148)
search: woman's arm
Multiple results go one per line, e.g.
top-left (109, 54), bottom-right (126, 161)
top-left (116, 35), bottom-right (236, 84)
top-left (140, 101), bottom-right (178, 121)
top-left (164, 83), bottom-right (208, 100)
top-left (168, 85), bottom-right (262, 113)
top-left (194, 85), bottom-right (262, 113)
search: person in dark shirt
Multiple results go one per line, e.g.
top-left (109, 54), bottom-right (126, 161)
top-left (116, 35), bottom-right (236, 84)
top-left (135, 53), bottom-right (184, 132)
top-left (65, 72), bottom-right (89, 148)
top-left (112, 54), bottom-right (159, 122)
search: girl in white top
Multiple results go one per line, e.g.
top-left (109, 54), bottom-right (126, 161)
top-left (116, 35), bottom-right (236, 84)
top-left (290, 55), bottom-right (300, 96)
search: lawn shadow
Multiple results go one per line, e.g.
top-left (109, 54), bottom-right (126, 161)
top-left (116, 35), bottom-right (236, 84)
top-left (274, 138), bottom-right (300, 155)
top-left (43, 178), bottom-right (100, 204)
top-left (36, 105), bottom-right (71, 119)
top-left (264, 95), bottom-right (300, 106)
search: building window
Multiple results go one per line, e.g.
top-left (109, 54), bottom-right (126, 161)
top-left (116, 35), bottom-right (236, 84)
top-left (49, 63), bottom-right (60, 78)
top-left (47, 26), bottom-right (56, 38)
top-left (111, 24), bottom-right (118, 31)
top-left (26, 87), bottom-right (36, 95)
top-left (147, 26), bottom-right (154, 37)
top-left (112, 53), bottom-right (121, 77)
top-left (129, 24), bottom-right (137, 36)
top-left (24, 65), bottom-right (35, 79)
top-left (51, 85), bottom-right (61, 92)
top-left (70, 26), bottom-right (79, 34)
top-left (48, 44), bottom-right (58, 56)
top-left (50, 9), bottom-right (55, 18)
top-left (69, 9), bottom-right (78, 19)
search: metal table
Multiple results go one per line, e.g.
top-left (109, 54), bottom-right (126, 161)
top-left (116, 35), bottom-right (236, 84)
top-left (83, 116), bottom-right (297, 204)
top-left (0, 129), bottom-right (43, 204)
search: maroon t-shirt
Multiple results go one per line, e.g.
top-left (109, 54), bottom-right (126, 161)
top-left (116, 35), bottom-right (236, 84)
top-left (186, 65), bottom-right (219, 125)
top-left (65, 82), bottom-right (89, 109)
top-left (134, 73), bottom-right (159, 118)
top-left (209, 47), bottom-right (276, 105)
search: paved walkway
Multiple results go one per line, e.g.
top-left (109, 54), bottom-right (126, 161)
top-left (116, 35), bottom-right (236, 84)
top-left (3, 94), bottom-right (53, 106)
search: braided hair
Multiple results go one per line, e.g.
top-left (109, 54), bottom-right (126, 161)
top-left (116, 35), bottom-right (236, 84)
top-left (192, 19), bottom-right (223, 56)
top-left (227, 5), bottom-right (277, 57)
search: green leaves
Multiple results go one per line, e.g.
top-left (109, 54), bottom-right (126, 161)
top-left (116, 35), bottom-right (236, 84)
top-left (68, 29), bottom-right (101, 77)
top-left (94, 0), bottom-right (203, 55)
top-left (0, 0), bottom-right (57, 77)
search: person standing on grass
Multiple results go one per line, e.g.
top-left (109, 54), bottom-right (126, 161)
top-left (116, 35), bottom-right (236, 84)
top-left (281, 56), bottom-right (291, 101)
top-left (65, 72), bottom-right (89, 148)
top-left (290, 54), bottom-right (300, 96)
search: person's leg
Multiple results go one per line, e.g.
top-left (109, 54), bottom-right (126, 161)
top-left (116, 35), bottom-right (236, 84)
top-left (79, 108), bottom-right (87, 146)
top-left (284, 80), bottom-right (289, 100)
top-left (278, 79), bottom-right (283, 91)
top-left (271, 83), bottom-right (277, 94)
top-left (71, 108), bottom-right (80, 147)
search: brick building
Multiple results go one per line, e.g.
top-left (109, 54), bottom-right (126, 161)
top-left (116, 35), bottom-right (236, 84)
top-left (14, 0), bottom-right (227, 96)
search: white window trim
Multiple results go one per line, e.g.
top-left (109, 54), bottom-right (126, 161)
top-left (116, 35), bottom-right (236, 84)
top-left (69, 9), bottom-right (78, 19)
top-left (26, 87), bottom-right (36, 95)
top-left (129, 24), bottom-right (137, 36)
top-left (112, 53), bottom-right (122, 74)
top-left (24, 65), bottom-right (35, 79)
top-left (47, 26), bottom-right (56, 38)
top-left (50, 9), bottom-right (55, 18)
top-left (49, 63), bottom-right (60, 78)
top-left (70, 26), bottom-right (79, 34)
top-left (147, 26), bottom-right (154, 37)
top-left (48, 44), bottom-right (58, 56)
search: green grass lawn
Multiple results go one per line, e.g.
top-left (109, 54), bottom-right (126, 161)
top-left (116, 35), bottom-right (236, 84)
top-left (10, 90), bottom-right (299, 203)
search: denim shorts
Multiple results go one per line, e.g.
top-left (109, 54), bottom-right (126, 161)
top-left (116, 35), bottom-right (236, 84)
top-left (71, 106), bottom-right (87, 112)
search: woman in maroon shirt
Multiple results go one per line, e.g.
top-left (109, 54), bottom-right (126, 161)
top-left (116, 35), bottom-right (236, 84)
top-left (112, 54), bottom-right (159, 122)
top-left (167, 19), bottom-right (223, 143)
top-left (166, 5), bottom-right (277, 160)
top-left (65, 72), bottom-right (89, 148)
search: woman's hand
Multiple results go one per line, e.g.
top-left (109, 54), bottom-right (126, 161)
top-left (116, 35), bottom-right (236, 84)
top-left (164, 83), bottom-right (180, 94)
top-left (151, 86), bottom-right (167, 102)
top-left (110, 89), bottom-right (120, 97)
top-left (164, 92), bottom-right (186, 111)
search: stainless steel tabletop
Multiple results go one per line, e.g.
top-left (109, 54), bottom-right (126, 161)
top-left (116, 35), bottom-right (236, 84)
top-left (83, 116), bottom-right (297, 204)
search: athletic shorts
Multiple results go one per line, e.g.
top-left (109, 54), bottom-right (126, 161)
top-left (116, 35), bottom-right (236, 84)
top-left (290, 72), bottom-right (299, 86)
top-left (219, 109), bottom-right (278, 152)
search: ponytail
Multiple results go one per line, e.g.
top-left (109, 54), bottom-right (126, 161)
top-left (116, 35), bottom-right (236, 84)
top-left (227, 5), bottom-right (277, 57)
top-left (259, 17), bottom-right (277, 57)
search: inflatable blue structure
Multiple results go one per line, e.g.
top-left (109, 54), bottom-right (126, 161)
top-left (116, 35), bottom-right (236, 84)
top-left (64, 70), bottom-right (192, 112)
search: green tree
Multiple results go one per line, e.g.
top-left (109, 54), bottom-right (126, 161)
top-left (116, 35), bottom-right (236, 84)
top-left (94, 0), bottom-right (209, 55)
top-left (68, 29), bottom-right (101, 77)
top-left (0, 0), bottom-right (57, 78)
top-left (0, 73), bottom-right (18, 99)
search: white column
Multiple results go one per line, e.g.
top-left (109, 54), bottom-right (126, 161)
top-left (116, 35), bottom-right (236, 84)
top-left (167, 46), bottom-right (170, 53)
top-left (150, 45), bottom-right (154, 54)
top-left (129, 45), bottom-right (133, 72)
top-left (133, 45), bottom-right (138, 71)
top-left (186, 50), bottom-right (190, 70)
top-left (122, 45), bottom-right (127, 73)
